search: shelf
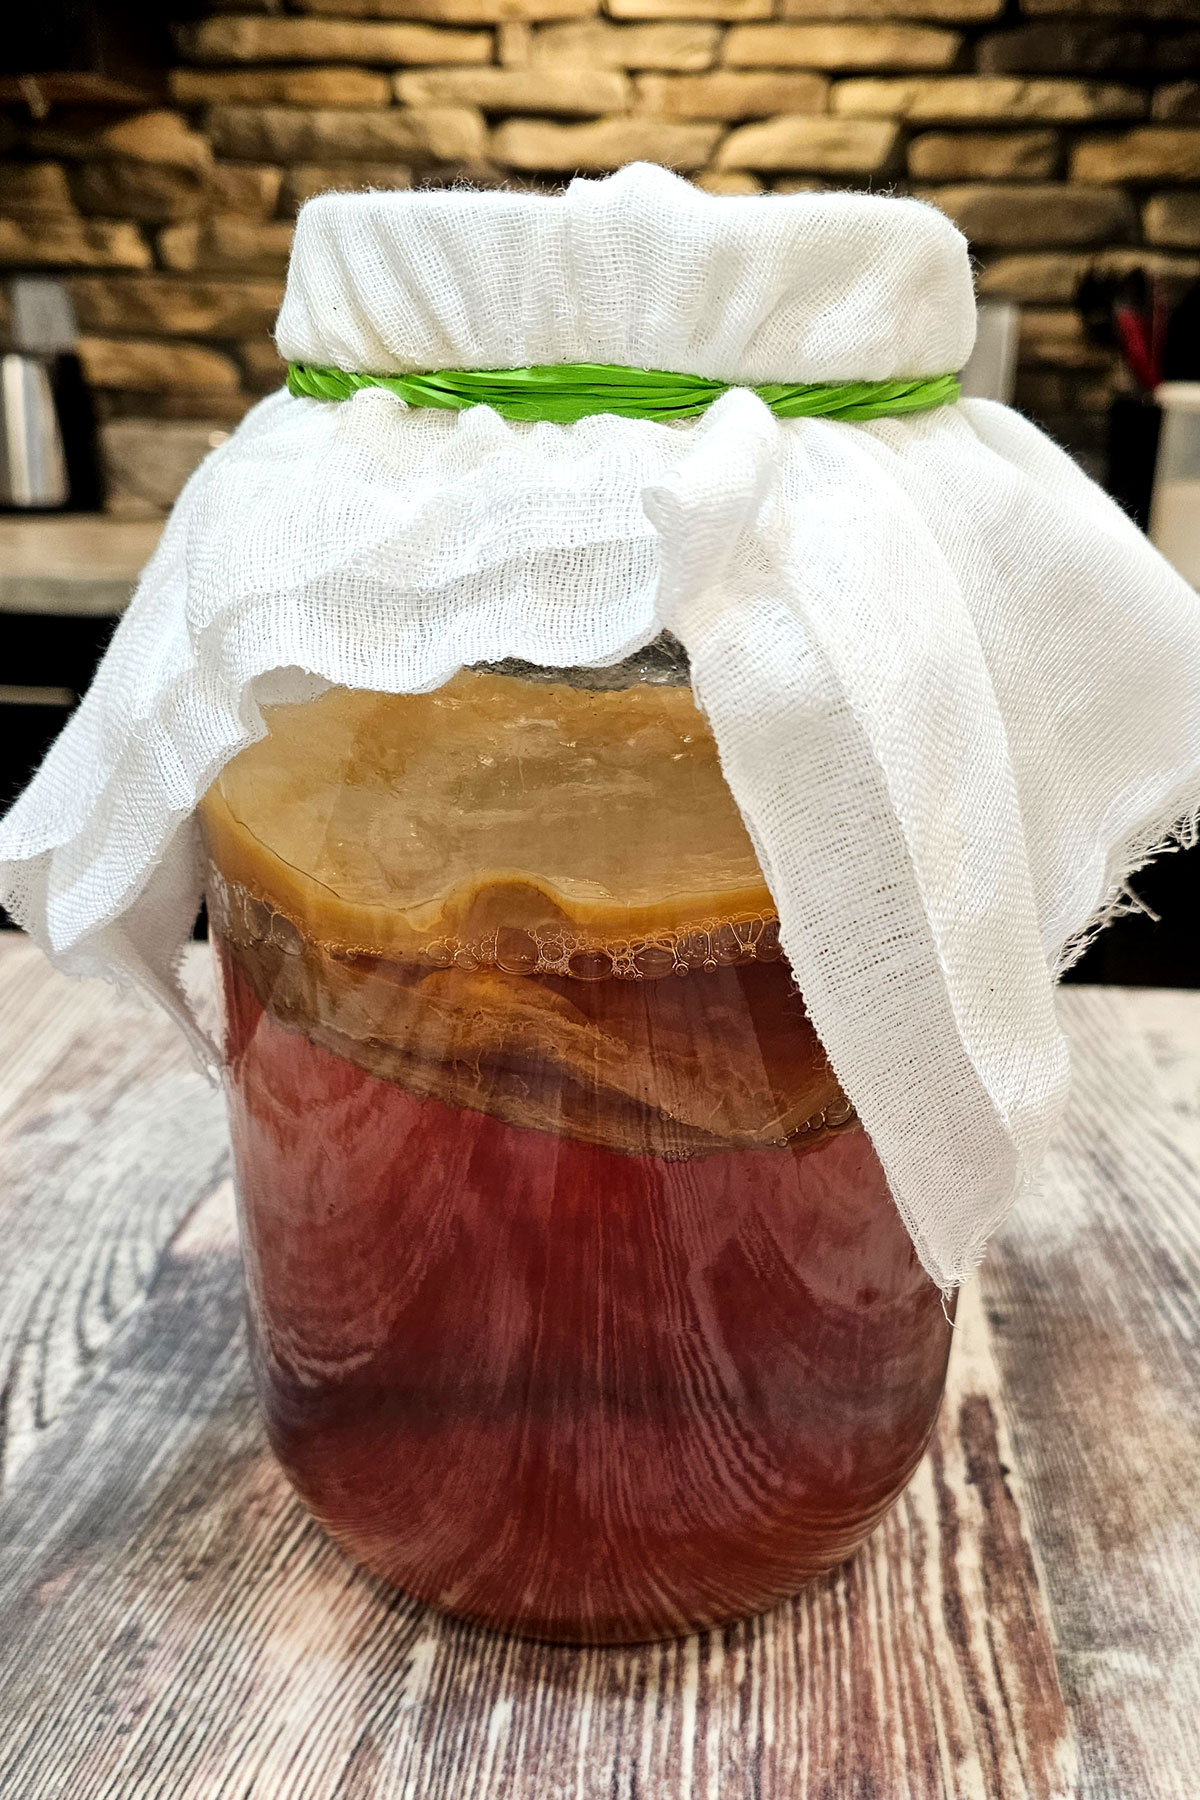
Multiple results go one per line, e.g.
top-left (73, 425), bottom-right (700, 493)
top-left (0, 514), bottom-right (161, 617)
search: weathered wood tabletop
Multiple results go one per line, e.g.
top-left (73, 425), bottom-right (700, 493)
top-left (0, 935), bottom-right (1197, 1800)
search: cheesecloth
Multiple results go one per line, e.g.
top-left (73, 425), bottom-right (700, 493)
top-left (4, 162), bottom-right (1199, 1287)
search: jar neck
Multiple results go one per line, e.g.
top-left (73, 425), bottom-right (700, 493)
top-left (472, 632), bottom-right (690, 691)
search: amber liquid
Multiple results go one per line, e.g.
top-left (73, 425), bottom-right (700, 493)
top-left (217, 929), bottom-right (952, 1645)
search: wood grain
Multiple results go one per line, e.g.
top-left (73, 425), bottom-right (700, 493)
top-left (0, 938), bottom-right (1195, 1798)
top-left (987, 986), bottom-right (1200, 1800)
top-left (0, 940), bottom-right (228, 1491)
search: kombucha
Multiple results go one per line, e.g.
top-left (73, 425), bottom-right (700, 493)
top-left (202, 670), bottom-right (952, 1642)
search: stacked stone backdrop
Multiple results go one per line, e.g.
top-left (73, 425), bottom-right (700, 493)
top-left (1, 0), bottom-right (1198, 515)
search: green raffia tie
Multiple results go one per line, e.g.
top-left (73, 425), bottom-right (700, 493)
top-left (286, 360), bottom-right (960, 425)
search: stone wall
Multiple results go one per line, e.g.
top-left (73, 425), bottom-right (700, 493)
top-left (2, 0), bottom-right (1198, 513)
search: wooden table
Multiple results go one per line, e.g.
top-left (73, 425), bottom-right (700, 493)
top-left (0, 936), bottom-right (1196, 1800)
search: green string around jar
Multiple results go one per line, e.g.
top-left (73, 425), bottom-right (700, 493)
top-left (285, 360), bottom-right (960, 425)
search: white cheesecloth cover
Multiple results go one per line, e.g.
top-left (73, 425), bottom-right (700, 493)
top-left (3, 161), bottom-right (1200, 1289)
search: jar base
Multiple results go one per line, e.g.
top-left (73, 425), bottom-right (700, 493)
top-left (313, 1516), bottom-right (877, 1646)
top-left (280, 1461), bottom-right (915, 1646)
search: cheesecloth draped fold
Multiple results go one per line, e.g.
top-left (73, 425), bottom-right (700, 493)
top-left (3, 161), bottom-right (1199, 1287)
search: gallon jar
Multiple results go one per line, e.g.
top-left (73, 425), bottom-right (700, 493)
top-left (200, 644), bottom-right (953, 1643)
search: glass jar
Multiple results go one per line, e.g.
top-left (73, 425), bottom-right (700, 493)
top-left (200, 645), bottom-right (952, 1644)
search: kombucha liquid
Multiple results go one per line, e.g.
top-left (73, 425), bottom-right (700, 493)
top-left (203, 671), bottom-right (953, 1643)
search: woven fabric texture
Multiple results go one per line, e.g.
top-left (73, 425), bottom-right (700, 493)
top-left (3, 162), bottom-right (1199, 1288)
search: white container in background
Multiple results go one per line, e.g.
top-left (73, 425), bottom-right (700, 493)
top-left (959, 302), bottom-right (1019, 405)
top-left (1151, 382), bottom-right (1200, 589)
